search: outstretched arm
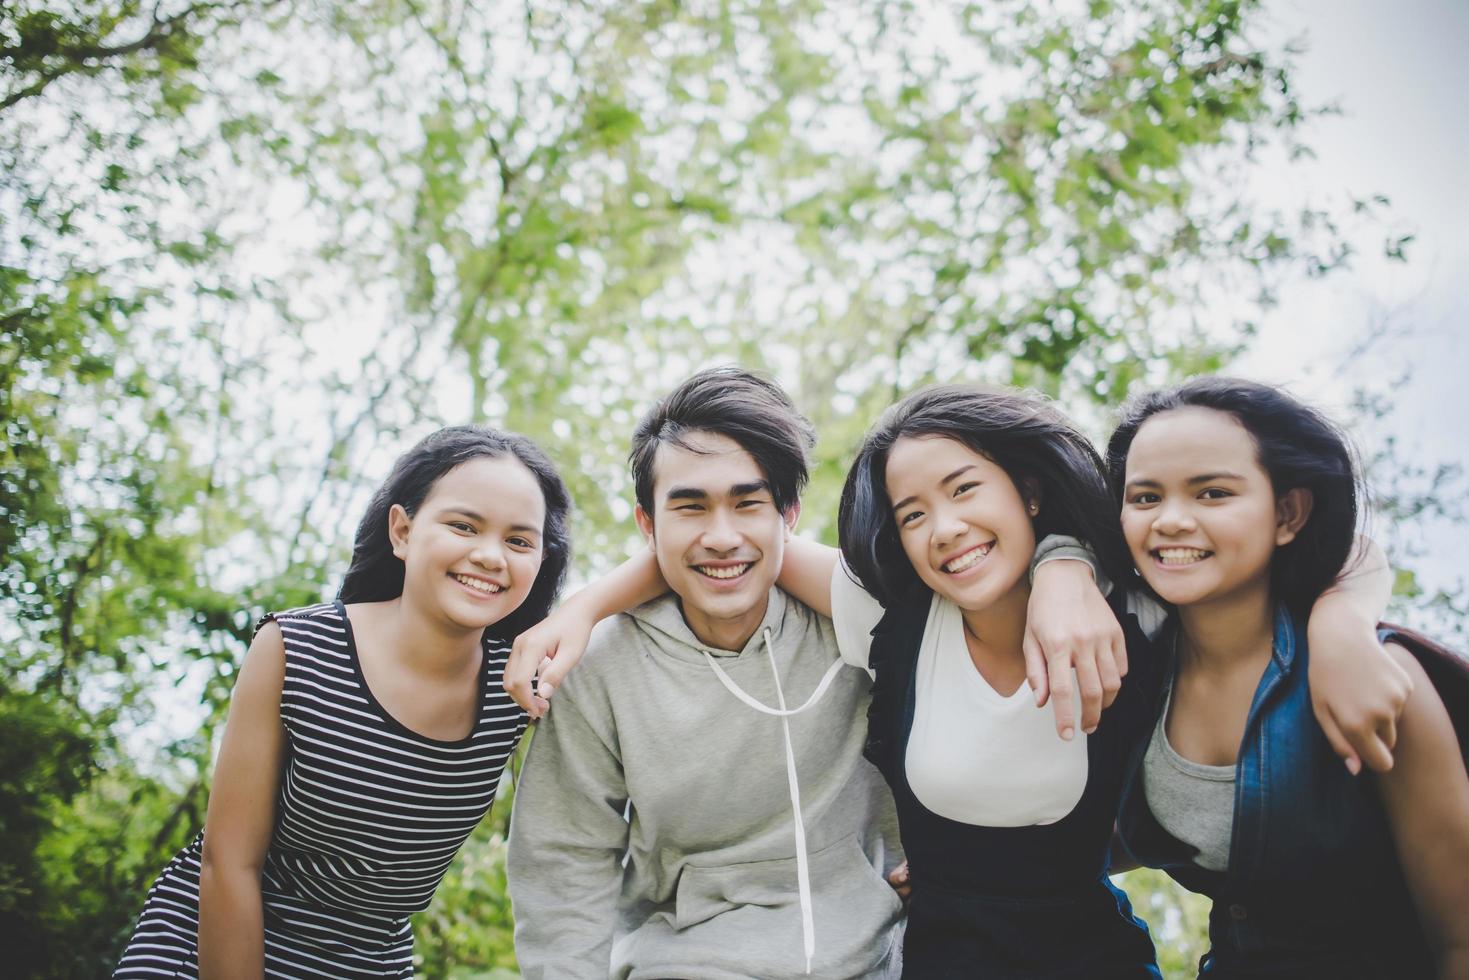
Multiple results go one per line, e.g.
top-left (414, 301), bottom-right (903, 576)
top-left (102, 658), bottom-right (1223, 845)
top-left (776, 535), bottom-right (839, 618)
top-left (1307, 537), bottom-right (1414, 774)
top-left (1375, 645), bottom-right (1469, 977)
top-left (1026, 538), bottom-right (1127, 742)
top-left (506, 551), bottom-right (667, 717)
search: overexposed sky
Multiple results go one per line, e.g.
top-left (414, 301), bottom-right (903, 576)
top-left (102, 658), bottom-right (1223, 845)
top-left (1241, 0), bottom-right (1467, 616)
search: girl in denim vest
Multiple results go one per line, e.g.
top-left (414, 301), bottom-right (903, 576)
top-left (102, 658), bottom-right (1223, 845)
top-left (1108, 377), bottom-right (1469, 978)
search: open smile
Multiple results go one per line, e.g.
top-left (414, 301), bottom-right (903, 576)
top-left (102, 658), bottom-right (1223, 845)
top-left (691, 561), bottom-right (753, 583)
top-left (1150, 547), bottom-right (1212, 567)
top-left (451, 572), bottom-right (506, 596)
top-left (941, 541), bottom-right (994, 575)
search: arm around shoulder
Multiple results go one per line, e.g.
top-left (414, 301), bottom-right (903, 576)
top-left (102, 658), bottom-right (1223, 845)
top-left (1375, 645), bottom-right (1469, 978)
top-left (198, 620), bottom-right (288, 980)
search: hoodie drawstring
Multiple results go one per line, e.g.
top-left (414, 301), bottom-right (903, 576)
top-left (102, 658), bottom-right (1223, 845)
top-left (702, 627), bottom-right (846, 975)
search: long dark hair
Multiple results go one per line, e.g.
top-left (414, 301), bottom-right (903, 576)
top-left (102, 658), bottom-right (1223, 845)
top-left (338, 425), bottom-right (572, 640)
top-left (838, 384), bottom-right (1130, 607)
top-left (1105, 376), bottom-right (1359, 615)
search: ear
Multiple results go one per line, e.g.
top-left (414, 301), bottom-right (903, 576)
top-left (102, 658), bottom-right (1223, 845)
top-left (388, 504), bottom-right (412, 559)
top-left (782, 499), bottom-right (802, 538)
top-left (1275, 488), bottom-right (1313, 546)
top-left (1021, 478), bottom-right (1042, 518)
top-left (634, 503), bottom-right (655, 545)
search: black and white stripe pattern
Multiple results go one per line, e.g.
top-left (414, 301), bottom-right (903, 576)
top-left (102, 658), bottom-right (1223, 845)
top-left (115, 601), bottom-right (527, 978)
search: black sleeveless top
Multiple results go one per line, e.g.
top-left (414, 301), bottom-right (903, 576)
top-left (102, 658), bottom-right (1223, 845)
top-left (115, 602), bottom-right (528, 978)
top-left (863, 587), bottom-right (1165, 979)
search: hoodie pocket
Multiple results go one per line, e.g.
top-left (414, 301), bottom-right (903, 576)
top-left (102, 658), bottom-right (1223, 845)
top-left (672, 833), bottom-right (901, 932)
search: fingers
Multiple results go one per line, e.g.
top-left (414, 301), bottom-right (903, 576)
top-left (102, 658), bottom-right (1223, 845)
top-left (1110, 624), bottom-right (1129, 679)
top-left (1048, 657), bottom-right (1076, 742)
top-left (1022, 629), bottom-right (1050, 708)
top-left (1317, 707), bottom-right (1364, 776)
top-left (536, 650), bottom-right (574, 703)
top-left (505, 640), bottom-right (538, 715)
top-left (1096, 641), bottom-right (1122, 712)
top-left (886, 861), bottom-right (912, 904)
top-left (1073, 653), bottom-right (1103, 735)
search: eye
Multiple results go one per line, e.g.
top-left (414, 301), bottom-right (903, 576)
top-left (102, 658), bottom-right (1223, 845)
top-left (898, 510), bottom-right (924, 527)
top-left (448, 520), bottom-right (476, 533)
top-left (1199, 488), bottom-right (1232, 501)
top-left (736, 498), bottom-right (768, 509)
top-left (672, 503), bottom-right (704, 513)
top-left (507, 535), bottom-right (537, 550)
top-left (1127, 492), bottom-right (1160, 506)
top-left (953, 481), bottom-right (980, 497)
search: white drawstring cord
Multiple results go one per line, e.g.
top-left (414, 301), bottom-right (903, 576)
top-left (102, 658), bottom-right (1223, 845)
top-left (703, 627), bottom-right (843, 975)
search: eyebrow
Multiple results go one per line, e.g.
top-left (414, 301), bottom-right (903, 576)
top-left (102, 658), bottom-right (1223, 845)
top-left (438, 506), bottom-right (541, 534)
top-left (1126, 471), bottom-right (1248, 490)
top-left (665, 480), bottom-right (770, 502)
top-left (891, 464), bottom-right (976, 513)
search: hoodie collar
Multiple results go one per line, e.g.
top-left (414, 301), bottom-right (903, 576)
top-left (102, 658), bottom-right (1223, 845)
top-left (628, 586), bottom-right (793, 663)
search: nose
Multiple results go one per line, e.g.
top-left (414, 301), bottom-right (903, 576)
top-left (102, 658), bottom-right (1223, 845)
top-left (931, 503), bottom-right (967, 548)
top-left (700, 508), bottom-right (743, 553)
top-left (469, 537), bottom-right (508, 570)
top-left (1152, 499), bottom-right (1196, 535)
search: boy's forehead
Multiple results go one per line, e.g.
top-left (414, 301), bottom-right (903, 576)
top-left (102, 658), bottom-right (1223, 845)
top-left (650, 431), bottom-right (767, 494)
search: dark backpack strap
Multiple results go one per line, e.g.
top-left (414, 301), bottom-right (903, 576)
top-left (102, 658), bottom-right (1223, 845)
top-left (1377, 622), bottom-right (1469, 771)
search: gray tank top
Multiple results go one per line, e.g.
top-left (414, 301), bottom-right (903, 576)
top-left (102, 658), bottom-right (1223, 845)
top-left (1142, 684), bottom-right (1236, 872)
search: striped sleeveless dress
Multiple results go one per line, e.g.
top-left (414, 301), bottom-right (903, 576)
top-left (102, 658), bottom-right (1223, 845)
top-left (114, 601), bottom-right (528, 978)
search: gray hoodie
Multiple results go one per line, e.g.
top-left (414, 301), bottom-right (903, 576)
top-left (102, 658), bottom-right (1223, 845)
top-left (507, 588), bottom-right (904, 980)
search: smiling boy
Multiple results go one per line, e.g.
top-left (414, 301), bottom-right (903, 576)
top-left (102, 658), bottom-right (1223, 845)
top-left (505, 368), bottom-right (905, 980)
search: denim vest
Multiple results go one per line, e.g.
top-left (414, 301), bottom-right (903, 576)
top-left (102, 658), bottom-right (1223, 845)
top-left (1116, 607), bottom-right (1433, 978)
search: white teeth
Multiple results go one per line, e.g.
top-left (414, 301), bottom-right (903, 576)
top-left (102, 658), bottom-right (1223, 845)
top-left (454, 574), bottom-right (504, 594)
top-left (1155, 548), bottom-right (1209, 565)
top-left (943, 544), bottom-right (992, 574)
top-left (695, 563), bottom-right (750, 580)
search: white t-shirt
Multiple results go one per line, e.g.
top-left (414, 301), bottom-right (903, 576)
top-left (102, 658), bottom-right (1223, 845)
top-left (829, 562), bottom-right (1089, 827)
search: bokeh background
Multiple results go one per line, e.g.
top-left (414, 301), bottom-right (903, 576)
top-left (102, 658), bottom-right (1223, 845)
top-left (3, 0), bottom-right (1464, 975)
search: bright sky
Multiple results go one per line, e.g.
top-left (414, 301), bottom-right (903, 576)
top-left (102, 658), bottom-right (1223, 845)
top-left (1239, 0), bottom-right (1468, 622)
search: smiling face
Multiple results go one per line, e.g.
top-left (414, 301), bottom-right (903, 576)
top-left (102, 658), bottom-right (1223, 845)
top-left (1121, 406), bottom-right (1308, 610)
top-left (635, 430), bottom-right (797, 650)
top-left (885, 435), bottom-right (1037, 615)
top-left (389, 455), bottom-right (546, 632)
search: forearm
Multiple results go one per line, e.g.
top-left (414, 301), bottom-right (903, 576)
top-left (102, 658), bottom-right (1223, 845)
top-left (198, 860), bottom-right (265, 980)
top-left (563, 550), bottom-right (668, 622)
top-left (777, 536), bottom-right (839, 618)
top-left (1312, 535), bottom-right (1391, 624)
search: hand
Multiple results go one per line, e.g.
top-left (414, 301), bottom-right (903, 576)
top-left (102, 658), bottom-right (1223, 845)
top-left (506, 606), bottom-right (597, 719)
top-left (886, 861), bottom-right (912, 906)
top-left (1024, 559), bottom-right (1126, 741)
top-left (1307, 615), bottom-right (1413, 774)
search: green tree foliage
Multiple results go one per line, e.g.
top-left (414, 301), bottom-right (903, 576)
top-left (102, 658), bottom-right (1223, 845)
top-left (2, 0), bottom-right (1438, 976)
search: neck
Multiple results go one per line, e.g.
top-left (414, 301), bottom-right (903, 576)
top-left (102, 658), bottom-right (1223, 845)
top-left (682, 595), bottom-right (770, 653)
top-left (1175, 581), bottom-right (1274, 672)
top-left (389, 596), bottom-right (485, 677)
top-left (959, 578), bottom-right (1030, 663)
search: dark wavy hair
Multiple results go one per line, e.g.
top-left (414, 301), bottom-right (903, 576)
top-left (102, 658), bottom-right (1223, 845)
top-left (837, 384), bottom-right (1130, 607)
top-left (338, 425), bottom-right (572, 641)
top-left (1105, 376), bottom-right (1360, 615)
top-left (631, 366), bottom-right (816, 519)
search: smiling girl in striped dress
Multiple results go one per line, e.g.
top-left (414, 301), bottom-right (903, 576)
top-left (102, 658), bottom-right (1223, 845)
top-left (114, 426), bottom-right (570, 978)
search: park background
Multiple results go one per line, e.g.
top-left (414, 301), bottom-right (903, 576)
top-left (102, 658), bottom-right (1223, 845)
top-left (3, 0), bottom-right (1465, 976)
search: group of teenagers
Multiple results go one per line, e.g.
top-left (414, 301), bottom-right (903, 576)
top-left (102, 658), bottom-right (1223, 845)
top-left (114, 367), bottom-right (1469, 980)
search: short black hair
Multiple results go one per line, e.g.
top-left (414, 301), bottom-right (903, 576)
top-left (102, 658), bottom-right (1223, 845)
top-left (837, 384), bottom-right (1130, 607)
top-left (338, 425), bottom-right (572, 641)
top-left (1105, 376), bottom-right (1359, 616)
top-left (630, 366), bottom-right (816, 518)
